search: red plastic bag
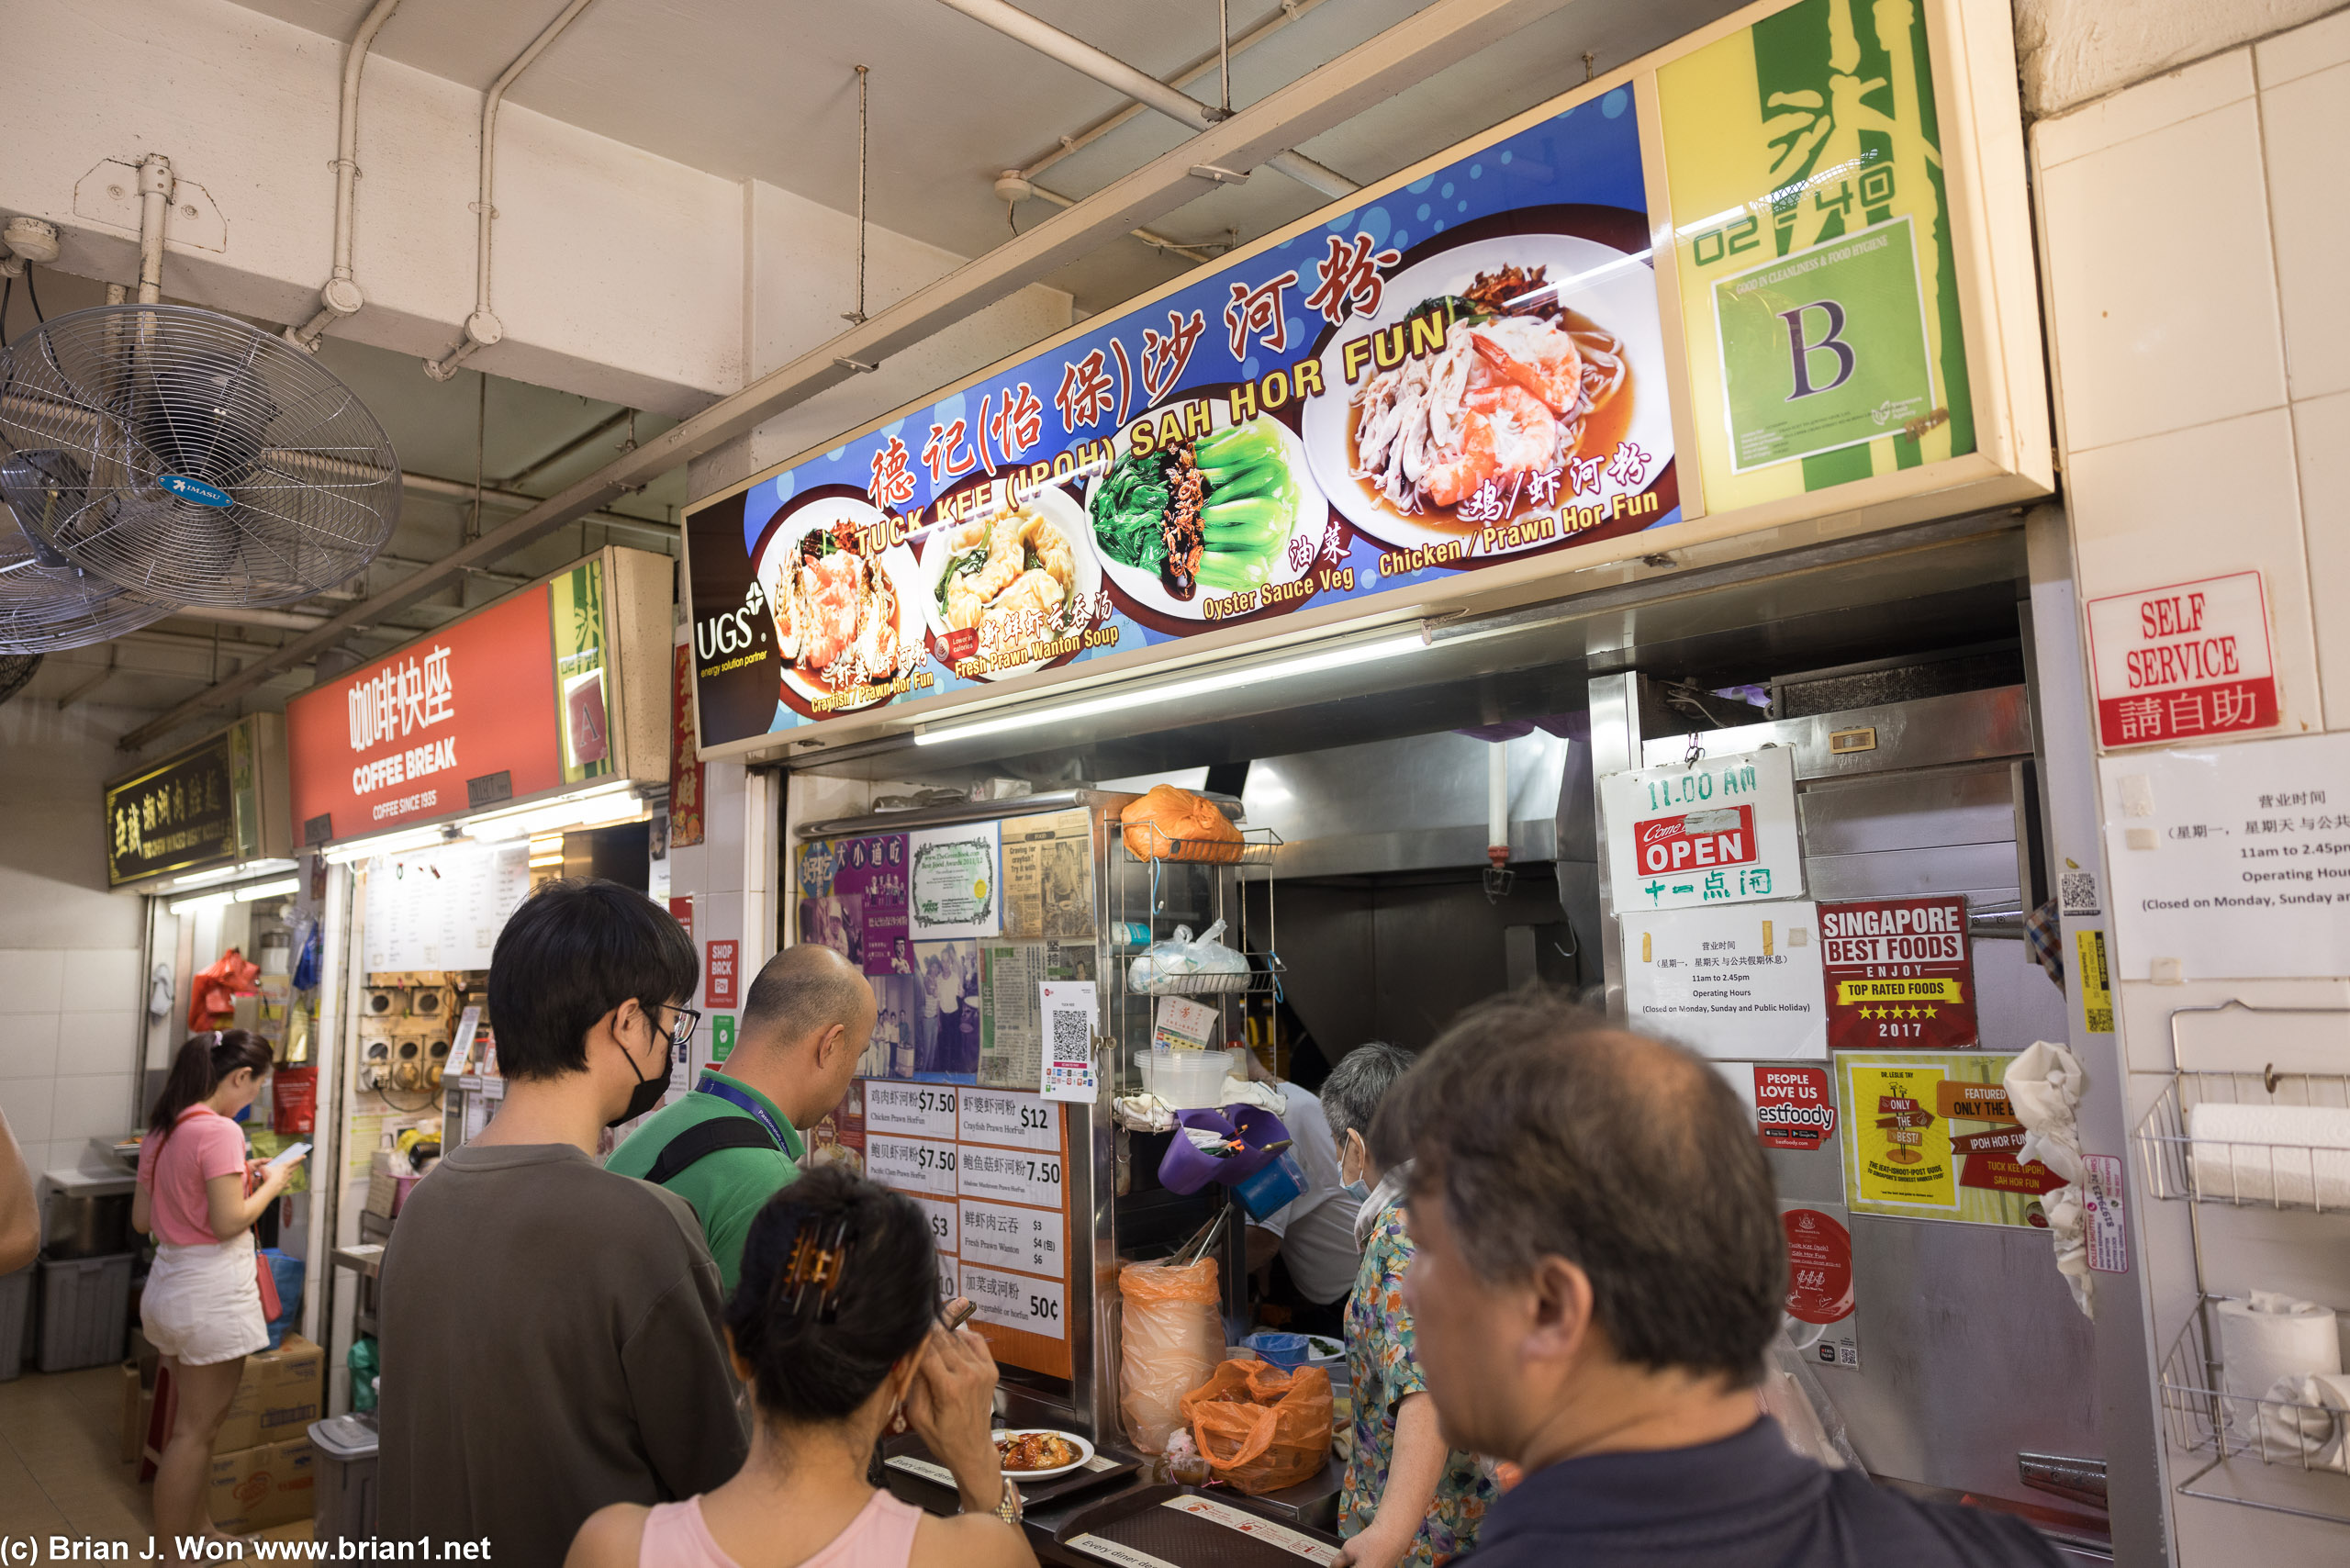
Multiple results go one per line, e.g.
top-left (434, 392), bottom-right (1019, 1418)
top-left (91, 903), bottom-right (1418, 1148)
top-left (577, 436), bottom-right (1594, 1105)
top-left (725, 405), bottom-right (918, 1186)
top-left (272, 1067), bottom-right (318, 1135)
top-left (1181, 1359), bottom-right (1333, 1495)
top-left (188, 948), bottom-right (261, 1031)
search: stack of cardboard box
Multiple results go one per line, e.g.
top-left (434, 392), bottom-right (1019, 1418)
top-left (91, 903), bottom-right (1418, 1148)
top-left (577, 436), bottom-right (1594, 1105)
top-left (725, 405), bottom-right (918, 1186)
top-left (133, 1333), bottom-right (327, 1531)
top-left (209, 1333), bottom-right (325, 1530)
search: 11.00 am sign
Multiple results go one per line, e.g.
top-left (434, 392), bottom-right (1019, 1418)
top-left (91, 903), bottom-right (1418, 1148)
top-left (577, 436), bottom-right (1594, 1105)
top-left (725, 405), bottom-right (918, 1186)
top-left (1602, 747), bottom-right (1804, 911)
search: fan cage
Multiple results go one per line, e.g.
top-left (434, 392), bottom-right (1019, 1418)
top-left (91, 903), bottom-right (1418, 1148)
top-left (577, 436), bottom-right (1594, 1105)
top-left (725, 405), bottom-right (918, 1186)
top-left (0, 304), bottom-right (401, 610)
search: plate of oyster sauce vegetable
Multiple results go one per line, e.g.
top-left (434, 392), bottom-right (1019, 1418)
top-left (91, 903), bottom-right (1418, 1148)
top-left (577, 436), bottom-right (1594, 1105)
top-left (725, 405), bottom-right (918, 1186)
top-left (1084, 402), bottom-right (1329, 622)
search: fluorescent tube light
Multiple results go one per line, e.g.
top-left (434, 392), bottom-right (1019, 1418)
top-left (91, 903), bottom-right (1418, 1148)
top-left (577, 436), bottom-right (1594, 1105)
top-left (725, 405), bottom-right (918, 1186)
top-left (913, 632), bottom-right (1427, 748)
top-left (234, 878), bottom-right (301, 903)
top-left (321, 823), bottom-right (452, 865)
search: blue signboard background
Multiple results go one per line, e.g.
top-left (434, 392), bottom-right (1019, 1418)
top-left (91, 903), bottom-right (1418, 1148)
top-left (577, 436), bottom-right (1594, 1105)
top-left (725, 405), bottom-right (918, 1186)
top-left (688, 84), bottom-right (1677, 749)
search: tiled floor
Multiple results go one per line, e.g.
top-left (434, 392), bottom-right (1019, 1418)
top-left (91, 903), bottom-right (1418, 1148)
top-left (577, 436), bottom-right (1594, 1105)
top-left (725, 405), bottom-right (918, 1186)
top-left (0, 1364), bottom-right (150, 1538)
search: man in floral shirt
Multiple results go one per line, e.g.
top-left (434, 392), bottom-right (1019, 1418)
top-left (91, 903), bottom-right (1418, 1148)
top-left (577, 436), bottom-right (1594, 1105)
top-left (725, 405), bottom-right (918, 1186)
top-left (1325, 1043), bottom-right (1495, 1568)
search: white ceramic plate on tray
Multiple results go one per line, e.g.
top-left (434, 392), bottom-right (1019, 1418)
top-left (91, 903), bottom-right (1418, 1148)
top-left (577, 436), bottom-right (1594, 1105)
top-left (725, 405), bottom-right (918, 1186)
top-left (993, 1427), bottom-right (1097, 1480)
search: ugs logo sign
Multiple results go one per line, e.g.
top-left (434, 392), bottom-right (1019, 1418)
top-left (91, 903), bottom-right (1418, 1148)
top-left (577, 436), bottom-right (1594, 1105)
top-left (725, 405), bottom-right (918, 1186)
top-left (698, 579), bottom-right (767, 662)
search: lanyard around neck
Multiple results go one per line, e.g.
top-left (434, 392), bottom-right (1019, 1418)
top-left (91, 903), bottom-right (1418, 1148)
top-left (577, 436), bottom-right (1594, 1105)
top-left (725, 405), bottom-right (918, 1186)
top-left (692, 1074), bottom-right (789, 1149)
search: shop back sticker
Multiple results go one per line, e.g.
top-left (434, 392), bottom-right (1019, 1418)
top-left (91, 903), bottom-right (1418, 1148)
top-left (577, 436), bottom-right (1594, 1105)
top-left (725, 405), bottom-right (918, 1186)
top-left (1819, 894), bottom-right (1979, 1051)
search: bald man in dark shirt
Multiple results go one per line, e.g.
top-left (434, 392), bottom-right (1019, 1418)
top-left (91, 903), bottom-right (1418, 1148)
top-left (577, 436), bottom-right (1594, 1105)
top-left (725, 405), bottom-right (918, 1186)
top-left (1382, 992), bottom-right (2064, 1568)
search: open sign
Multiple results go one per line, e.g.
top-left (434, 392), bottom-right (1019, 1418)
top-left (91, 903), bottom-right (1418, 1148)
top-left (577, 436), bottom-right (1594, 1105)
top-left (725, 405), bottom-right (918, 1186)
top-left (1635, 804), bottom-right (1757, 875)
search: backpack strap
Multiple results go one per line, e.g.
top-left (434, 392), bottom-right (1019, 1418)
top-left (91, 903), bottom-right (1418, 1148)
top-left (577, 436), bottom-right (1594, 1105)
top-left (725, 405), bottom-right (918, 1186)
top-left (643, 1115), bottom-right (782, 1188)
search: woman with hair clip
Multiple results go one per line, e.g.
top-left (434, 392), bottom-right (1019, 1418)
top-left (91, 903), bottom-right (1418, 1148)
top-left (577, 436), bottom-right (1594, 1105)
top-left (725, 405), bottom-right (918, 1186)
top-left (131, 1029), bottom-right (304, 1557)
top-left (568, 1165), bottom-right (1035, 1568)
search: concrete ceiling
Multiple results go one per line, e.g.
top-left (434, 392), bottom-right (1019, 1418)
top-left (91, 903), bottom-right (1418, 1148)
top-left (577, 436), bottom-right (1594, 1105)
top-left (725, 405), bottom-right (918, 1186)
top-left (224, 0), bottom-right (1745, 312)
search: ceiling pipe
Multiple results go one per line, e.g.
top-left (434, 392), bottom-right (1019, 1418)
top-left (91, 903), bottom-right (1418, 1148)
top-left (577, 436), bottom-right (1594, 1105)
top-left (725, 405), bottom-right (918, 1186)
top-left (996, 174), bottom-right (1223, 263)
top-left (286, 0), bottom-right (405, 351)
top-left (117, 0), bottom-right (1580, 753)
top-left (1013, 0), bottom-right (1332, 186)
top-left (425, 0), bottom-right (604, 381)
top-left (168, 604), bottom-right (331, 632)
top-left (934, 0), bottom-right (1357, 198)
top-left (135, 154), bottom-right (174, 304)
top-left (498, 406), bottom-right (634, 489)
top-left (397, 469), bottom-right (674, 542)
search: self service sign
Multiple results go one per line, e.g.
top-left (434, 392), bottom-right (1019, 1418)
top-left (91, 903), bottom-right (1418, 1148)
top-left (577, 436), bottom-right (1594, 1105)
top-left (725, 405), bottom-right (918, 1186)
top-left (1602, 746), bottom-right (1803, 911)
top-left (2085, 570), bottom-right (2278, 748)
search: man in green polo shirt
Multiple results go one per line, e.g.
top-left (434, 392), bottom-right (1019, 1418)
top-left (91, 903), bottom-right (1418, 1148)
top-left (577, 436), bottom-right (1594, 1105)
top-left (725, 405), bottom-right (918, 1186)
top-left (607, 944), bottom-right (875, 1293)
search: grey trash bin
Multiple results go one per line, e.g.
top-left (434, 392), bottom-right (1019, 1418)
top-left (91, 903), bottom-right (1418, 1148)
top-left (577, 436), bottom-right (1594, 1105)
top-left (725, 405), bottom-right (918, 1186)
top-left (0, 1266), bottom-right (32, 1382)
top-left (309, 1414), bottom-right (380, 1544)
top-left (36, 1252), bottom-right (133, 1372)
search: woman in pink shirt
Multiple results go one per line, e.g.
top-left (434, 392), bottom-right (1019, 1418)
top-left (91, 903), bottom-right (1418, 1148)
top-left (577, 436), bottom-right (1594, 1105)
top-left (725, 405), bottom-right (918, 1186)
top-left (131, 1030), bottom-right (304, 1557)
top-left (567, 1166), bottom-right (1035, 1568)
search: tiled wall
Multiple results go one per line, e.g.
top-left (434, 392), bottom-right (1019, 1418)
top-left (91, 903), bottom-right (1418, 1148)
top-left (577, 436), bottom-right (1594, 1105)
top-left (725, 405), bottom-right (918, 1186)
top-left (0, 949), bottom-right (145, 1180)
top-left (2034, 11), bottom-right (2350, 1562)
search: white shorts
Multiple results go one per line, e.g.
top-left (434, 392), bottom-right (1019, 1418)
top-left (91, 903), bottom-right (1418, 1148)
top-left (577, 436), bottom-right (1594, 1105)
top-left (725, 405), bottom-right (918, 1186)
top-left (142, 1231), bottom-right (270, 1366)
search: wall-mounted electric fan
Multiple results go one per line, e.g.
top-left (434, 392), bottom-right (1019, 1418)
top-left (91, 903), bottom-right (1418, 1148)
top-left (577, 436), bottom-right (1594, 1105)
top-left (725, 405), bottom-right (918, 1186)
top-left (0, 303), bottom-right (401, 636)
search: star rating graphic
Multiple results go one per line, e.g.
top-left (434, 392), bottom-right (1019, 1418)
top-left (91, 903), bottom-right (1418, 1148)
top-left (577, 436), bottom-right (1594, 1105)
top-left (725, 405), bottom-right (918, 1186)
top-left (1857, 1005), bottom-right (1940, 1020)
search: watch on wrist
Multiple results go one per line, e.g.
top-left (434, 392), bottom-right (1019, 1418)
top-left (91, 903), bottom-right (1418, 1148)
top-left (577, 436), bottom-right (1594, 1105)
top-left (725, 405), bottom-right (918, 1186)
top-left (994, 1473), bottom-right (1024, 1525)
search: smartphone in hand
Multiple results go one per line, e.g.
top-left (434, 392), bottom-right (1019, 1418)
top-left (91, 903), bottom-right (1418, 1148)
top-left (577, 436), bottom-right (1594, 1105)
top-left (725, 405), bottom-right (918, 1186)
top-left (265, 1141), bottom-right (311, 1170)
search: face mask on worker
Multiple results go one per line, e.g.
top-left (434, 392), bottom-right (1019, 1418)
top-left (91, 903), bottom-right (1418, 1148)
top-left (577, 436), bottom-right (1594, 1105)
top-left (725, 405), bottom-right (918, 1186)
top-left (609, 1002), bottom-right (674, 1128)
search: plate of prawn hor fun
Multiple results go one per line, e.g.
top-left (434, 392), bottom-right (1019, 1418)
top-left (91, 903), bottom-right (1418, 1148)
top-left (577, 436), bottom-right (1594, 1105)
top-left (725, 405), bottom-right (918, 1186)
top-left (1300, 232), bottom-right (1673, 557)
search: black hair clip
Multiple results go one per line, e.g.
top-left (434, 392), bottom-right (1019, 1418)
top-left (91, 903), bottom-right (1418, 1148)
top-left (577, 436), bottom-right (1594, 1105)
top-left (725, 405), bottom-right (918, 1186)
top-left (778, 1216), bottom-right (856, 1323)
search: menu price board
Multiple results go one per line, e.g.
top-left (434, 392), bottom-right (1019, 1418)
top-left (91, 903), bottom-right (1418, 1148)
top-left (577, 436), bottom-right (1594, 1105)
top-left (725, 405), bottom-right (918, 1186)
top-left (1818, 895), bottom-right (1978, 1051)
top-left (858, 1079), bottom-right (1076, 1379)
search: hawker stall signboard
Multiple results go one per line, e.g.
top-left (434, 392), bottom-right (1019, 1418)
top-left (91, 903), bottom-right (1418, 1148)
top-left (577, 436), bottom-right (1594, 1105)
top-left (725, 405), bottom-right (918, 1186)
top-left (1818, 895), bottom-right (1979, 1051)
top-left (1600, 747), bottom-right (1803, 911)
top-left (285, 549), bottom-right (669, 848)
top-left (106, 714), bottom-right (285, 887)
top-left (683, 0), bottom-right (2048, 759)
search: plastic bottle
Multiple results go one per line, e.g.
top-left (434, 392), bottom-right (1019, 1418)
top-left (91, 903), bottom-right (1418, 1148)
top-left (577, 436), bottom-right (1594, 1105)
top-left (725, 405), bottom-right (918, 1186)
top-left (348, 1337), bottom-right (379, 1413)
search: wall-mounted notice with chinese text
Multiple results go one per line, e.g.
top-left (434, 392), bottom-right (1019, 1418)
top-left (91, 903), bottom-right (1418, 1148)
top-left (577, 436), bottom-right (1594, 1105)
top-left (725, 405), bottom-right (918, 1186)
top-left (681, 0), bottom-right (2049, 760)
top-left (105, 714), bottom-right (286, 887)
top-left (2099, 732), bottom-right (2350, 980)
top-left (1601, 747), bottom-right (1802, 912)
top-left (2086, 571), bottom-right (2278, 749)
top-left (1621, 900), bottom-right (1826, 1058)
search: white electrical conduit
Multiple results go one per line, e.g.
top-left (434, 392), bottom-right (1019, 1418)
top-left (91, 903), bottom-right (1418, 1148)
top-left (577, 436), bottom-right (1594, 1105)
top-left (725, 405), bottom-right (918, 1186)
top-left (934, 0), bottom-right (1357, 198)
top-left (1487, 739), bottom-right (1510, 865)
top-left (286, 0), bottom-right (405, 350)
top-left (136, 154), bottom-right (174, 303)
top-left (425, 0), bottom-right (603, 381)
top-left (1013, 0), bottom-right (1333, 185)
top-left (1016, 180), bottom-right (1221, 264)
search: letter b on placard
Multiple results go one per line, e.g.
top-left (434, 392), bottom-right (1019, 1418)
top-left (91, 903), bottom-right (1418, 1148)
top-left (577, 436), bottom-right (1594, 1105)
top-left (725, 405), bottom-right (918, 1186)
top-left (1781, 300), bottom-right (1856, 400)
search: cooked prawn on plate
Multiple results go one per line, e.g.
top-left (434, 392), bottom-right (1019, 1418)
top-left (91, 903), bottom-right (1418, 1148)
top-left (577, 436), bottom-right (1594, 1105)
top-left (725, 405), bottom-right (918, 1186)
top-left (1351, 276), bottom-right (1628, 516)
top-left (774, 520), bottom-right (905, 687)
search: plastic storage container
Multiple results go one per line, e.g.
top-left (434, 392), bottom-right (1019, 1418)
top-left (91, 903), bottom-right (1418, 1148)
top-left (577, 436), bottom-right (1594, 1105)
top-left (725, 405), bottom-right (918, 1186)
top-left (0, 1265), bottom-right (32, 1382)
top-left (308, 1414), bottom-right (381, 1545)
top-left (1135, 1047), bottom-right (1240, 1109)
top-left (38, 1252), bottom-right (134, 1372)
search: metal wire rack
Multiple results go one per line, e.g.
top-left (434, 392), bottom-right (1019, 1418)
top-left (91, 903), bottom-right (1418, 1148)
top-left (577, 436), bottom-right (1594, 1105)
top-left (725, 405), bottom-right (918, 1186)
top-left (1109, 826), bottom-right (1283, 1088)
top-left (2134, 1068), bottom-right (2350, 1213)
top-left (2158, 1294), bottom-right (2350, 1524)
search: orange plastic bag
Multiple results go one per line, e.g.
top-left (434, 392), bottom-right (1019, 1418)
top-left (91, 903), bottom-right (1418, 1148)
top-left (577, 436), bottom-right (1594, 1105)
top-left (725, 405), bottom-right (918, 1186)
top-left (1181, 1359), bottom-right (1333, 1495)
top-left (1119, 1258), bottom-right (1222, 1452)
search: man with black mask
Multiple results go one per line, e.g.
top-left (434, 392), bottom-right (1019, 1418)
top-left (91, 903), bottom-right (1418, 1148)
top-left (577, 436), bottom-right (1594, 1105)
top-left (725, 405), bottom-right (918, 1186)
top-left (379, 879), bottom-right (747, 1564)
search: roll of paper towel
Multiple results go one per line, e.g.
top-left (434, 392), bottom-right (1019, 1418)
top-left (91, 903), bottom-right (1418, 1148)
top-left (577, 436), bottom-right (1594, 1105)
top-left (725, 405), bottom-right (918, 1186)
top-left (2188, 1101), bottom-right (2350, 1208)
top-left (2255, 1372), bottom-right (2350, 1472)
top-left (2220, 1294), bottom-right (2342, 1421)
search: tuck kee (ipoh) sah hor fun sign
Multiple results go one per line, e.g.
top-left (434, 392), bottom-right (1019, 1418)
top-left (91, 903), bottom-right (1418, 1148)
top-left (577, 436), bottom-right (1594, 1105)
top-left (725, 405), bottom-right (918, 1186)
top-left (682, 0), bottom-right (2046, 758)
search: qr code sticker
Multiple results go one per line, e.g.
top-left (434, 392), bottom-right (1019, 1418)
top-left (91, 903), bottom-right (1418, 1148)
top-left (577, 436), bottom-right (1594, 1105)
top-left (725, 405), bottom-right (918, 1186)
top-left (1049, 1009), bottom-right (1091, 1064)
top-left (2059, 870), bottom-right (2100, 917)
top-left (1837, 1341), bottom-right (1859, 1367)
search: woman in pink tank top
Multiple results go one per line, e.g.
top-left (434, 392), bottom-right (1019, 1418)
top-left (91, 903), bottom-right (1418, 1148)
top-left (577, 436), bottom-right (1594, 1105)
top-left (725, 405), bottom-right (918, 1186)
top-left (567, 1167), bottom-right (1035, 1568)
